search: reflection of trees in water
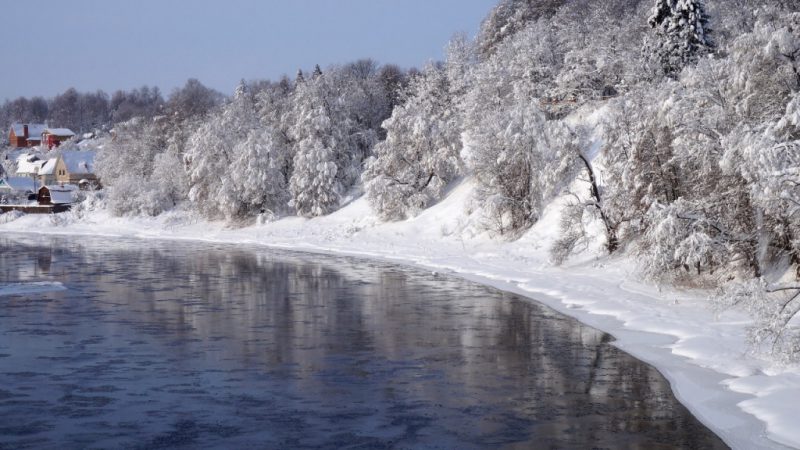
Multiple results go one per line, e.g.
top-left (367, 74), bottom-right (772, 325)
top-left (0, 235), bottom-right (725, 448)
top-left (0, 238), bottom-right (374, 373)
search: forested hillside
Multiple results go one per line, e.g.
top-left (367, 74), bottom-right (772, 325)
top-left (5, 0), bottom-right (800, 360)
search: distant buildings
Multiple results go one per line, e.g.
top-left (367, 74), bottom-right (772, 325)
top-left (8, 123), bottom-right (75, 149)
top-left (8, 123), bottom-right (46, 147)
top-left (42, 128), bottom-right (76, 149)
top-left (13, 151), bottom-right (98, 189)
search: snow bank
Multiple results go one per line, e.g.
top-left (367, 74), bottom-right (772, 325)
top-left (0, 181), bottom-right (797, 449)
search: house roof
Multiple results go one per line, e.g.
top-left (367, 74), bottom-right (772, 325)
top-left (10, 123), bottom-right (47, 139)
top-left (39, 158), bottom-right (58, 175)
top-left (44, 128), bottom-right (75, 137)
top-left (41, 184), bottom-right (78, 204)
top-left (61, 151), bottom-right (95, 174)
top-left (0, 177), bottom-right (36, 193)
top-left (15, 153), bottom-right (46, 175)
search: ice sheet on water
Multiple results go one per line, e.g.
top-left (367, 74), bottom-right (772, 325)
top-left (0, 281), bottom-right (66, 297)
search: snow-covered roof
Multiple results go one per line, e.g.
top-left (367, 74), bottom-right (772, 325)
top-left (15, 153), bottom-right (46, 175)
top-left (42, 184), bottom-right (78, 204)
top-left (10, 123), bottom-right (46, 139)
top-left (0, 177), bottom-right (36, 193)
top-left (44, 128), bottom-right (75, 137)
top-left (39, 158), bottom-right (58, 175)
top-left (61, 151), bottom-right (95, 174)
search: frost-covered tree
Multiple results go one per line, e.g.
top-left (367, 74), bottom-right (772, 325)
top-left (288, 76), bottom-right (347, 217)
top-left (645, 0), bottom-right (714, 77)
top-left (224, 126), bottom-right (290, 219)
top-left (550, 125), bottom-right (624, 264)
top-left (464, 88), bottom-right (562, 236)
top-left (96, 116), bottom-right (178, 216)
top-left (182, 79), bottom-right (294, 220)
top-left (463, 20), bottom-right (577, 236)
top-left (715, 278), bottom-right (800, 361)
top-left (185, 81), bottom-right (258, 218)
top-left (476, 0), bottom-right (567, 58)
top-left (551, 0), bottom-right (650, 102)
top-left (287, 62), bottom-right (391, 217)
top-left (363, 65), bottom-right (462, 220)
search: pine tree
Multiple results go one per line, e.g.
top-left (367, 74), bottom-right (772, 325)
top-left (646, 0), bottom-right (714, 77)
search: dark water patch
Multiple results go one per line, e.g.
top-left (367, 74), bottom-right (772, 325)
top-left (0, 421), bottom-right (52, 437)
top-left (0, 235), bottom-right (728, 449)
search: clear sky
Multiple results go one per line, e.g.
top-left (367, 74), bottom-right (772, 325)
top-left (0, 0), bottom-right (498, 100)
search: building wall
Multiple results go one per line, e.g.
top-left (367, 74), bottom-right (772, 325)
top-left (54, 157), bottom-right (98, 185)
top-left (45, 134), bottom-right (73, 149)
top-left (55, 158), bottom-right (67, 184)
top-left (39, 174), bottom-right (57, 186)
top-left (8, 130), bottom-right (25, 148)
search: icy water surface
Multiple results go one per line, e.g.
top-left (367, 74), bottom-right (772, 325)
top-left (0, 234), bottom-right (727, 449)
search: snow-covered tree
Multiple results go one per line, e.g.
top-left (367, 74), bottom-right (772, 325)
top-left (645, 0), bottom-right (714, 77)
top-left (95, 115), bottom-right (187, 216)
top-left (288, 76), bottom-right (347, 217)
top-left (464, 90), bottom-right (562, 236)
top-left (287, 62), bottom-right (392, 217)
top-left (476, 0), bottom-right (567, 58)
top-left (715, 278), bottom-right (800, 362)
top-left (185, 81), bottom-right (256, 218)
top-left (363, 65), bottom-right (462, 220)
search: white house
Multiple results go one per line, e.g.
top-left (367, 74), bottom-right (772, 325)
top-left (14, 151), bottom-right (98, 189)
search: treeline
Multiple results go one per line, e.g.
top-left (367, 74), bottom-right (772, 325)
top-left (88, 0), bottom-right (800, 359)
top-left (0, 80), bottom-right (224, 134)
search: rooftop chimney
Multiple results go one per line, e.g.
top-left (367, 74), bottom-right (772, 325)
top-left (23, 124), bottom-right (28, 139)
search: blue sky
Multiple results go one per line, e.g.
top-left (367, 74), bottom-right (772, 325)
top-left (0, 0), bottom-right (497, 100)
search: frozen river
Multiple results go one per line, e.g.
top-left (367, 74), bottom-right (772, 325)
top-left (0, 235), bottom-right (726, 449)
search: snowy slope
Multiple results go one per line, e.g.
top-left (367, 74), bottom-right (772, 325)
top-left (0, 181), bottom-right (798, 449)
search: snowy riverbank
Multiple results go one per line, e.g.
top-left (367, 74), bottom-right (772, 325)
top-left (1, 181), bottom-right (798, 450)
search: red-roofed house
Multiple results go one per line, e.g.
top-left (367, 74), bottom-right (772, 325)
top-left (8, 123), bottom-right (46, 147)
top-left (42, 128), bottom-right (76, 149)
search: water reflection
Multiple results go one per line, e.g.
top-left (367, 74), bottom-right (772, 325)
top-left (0, 235), bottom-right (727, 449)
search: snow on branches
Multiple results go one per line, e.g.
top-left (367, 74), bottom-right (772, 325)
top-left (363, 65), bottom-right (462, 221)
top-left (645, 0), bottom-right (714, 77)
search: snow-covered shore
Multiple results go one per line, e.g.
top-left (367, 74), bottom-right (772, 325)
top-left (1, 181), bottom-right (798, 450)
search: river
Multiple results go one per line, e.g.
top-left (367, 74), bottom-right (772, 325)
top-left (0, 234), bottom-right (726, 449)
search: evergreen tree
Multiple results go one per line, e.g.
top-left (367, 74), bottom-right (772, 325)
top-left (646, 0), bottom-right (714, 77)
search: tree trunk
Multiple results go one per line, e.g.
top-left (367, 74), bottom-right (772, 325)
top-left (578, 153), bottom-right (618, 253)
